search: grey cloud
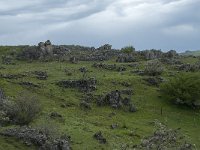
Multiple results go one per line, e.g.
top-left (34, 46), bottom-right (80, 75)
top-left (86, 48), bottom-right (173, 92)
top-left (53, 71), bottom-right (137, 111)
top-left (0, 0), bottom-right (199, 52)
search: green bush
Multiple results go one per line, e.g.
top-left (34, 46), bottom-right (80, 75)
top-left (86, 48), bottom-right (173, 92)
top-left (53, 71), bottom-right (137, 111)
top-left (7, 91), bottom-right (41, 125)
top-left (121, 46), bottom-right (135, 54)
top-left (161, 73), bottom-right (200, 108)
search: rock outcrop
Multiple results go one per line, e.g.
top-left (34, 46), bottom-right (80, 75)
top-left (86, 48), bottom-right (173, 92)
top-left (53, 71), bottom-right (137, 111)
top-left (17, 40), bottom-right (69, 61)
top-left (97, 90), bottom-right (136, 112)
top-left (0, 127), bottom-right (71, 150)
top-left (56, 77), bottom-right (97, 92)
top-left (116, 54), bottom-right (136, 63)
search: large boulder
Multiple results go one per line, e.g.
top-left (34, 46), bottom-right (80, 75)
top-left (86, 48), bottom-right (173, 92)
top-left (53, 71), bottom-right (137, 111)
top-left (38, 40), bottom-right (53, 59)
top-left (97, 90), bottom-right (137, 112)
top-left (17, 40), bottom-right (69, 61)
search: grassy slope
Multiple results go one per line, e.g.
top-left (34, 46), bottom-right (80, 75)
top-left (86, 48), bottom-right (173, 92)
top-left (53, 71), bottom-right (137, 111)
top-left (0, 51), bottom-right (200, 149)
top-left (181, 50), bottom-right (200, 56)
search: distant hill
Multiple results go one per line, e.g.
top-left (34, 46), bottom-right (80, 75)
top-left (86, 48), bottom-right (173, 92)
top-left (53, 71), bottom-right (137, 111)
top-left (181, 50), bottom-right (200, 56)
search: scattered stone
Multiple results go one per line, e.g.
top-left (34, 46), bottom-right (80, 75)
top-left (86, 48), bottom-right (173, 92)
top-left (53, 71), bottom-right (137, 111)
top-left (80, 101), bottom-right (91, 110)
top-left (138, 121), bottom-right (193, 150)
top-left (92, 63), bottom-right (117, 70)
top-left (79, 54), bottom-right (106, 61)
top-left (69, 56), bottom-right (78, 64)
top-left (117, 66), bottom-right (126, 72)
top-left (50, 112), bottom-right (63, 119)
top-left (161, 58), bottom-right (182, 65)
top-left (131, 70), bottom-right (145, 76)
top-left (120, 82), bottom-right (131, 87)
top-left (19, 82), bottom-right (40, 88)
top-left (122, 97), bottom-right (131, 106)
top-left (34, 71), bottom-right (48, 80)
top-left (176, 63), bottom-right (200, 72)
top-left (120, 89), bottom-right (133, 95)
top-left (60, 102), bottom-right (75, 108)
top-left (0, 127), bottom-right (71, 150)
top-left (110, 124), bottom-right (118, 129)
top-left (143, 77), bottom-right (164, 86)
top-left (56, 77), bottom-right (97, 92)
top-left (92, 63), bottom-right (126, 72)
top-left (2, 55), bottom-right (14, 65)
top-left (128, 63), bottom-right (139, 69)
top-left (93, 131), bottom-right (107, 144)
top-left (79, 67), bottom-right (88, 73)
top-left (0, 73), bottom-right (26, 79)
top-left (81, 93), bottom-right (95, 103)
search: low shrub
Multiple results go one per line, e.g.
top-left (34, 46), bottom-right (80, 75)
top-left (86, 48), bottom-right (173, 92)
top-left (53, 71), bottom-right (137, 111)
top-left (6, 91), bottom-right (41, 125)
top-left (161, 73), bottom-right (200, 109)
top-left (144, 60), bottom-right (164, 76)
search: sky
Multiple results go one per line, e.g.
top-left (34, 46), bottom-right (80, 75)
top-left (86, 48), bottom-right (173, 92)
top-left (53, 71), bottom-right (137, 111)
top-left (0, 0), bottom-right (199, 52)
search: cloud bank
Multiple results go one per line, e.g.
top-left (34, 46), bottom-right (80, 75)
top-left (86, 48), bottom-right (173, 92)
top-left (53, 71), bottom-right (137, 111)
top-left (0, 0), bottom-right (199, 51)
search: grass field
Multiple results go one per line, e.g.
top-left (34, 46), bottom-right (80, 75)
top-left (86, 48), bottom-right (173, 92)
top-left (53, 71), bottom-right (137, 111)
top-left (0, 48), bottom-right (200, 150)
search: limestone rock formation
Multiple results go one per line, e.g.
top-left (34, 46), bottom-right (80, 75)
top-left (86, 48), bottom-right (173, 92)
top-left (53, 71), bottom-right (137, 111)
top-left (0, 127), bottom-right (71, 150)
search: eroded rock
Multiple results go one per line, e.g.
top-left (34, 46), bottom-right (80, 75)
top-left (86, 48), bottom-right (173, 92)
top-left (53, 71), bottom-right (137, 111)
top-left (0, 127), bottom-right (71, 150)
top-left (93, 131), bottom-right (107, 144)
top-left (57, 77), bottom-right (97, 92)
top-left (97, 90), bottom-right (136, 112)
top-left (34, 71), bottom-right (48, 80)
top-left (19, 82), bottom-right (40, 88)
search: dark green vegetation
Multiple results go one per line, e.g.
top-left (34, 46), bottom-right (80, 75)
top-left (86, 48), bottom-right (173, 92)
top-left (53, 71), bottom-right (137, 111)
top-left (0, 42), bottom-right (200, 150)
top-left (161, 73), bottom-right (200, 109)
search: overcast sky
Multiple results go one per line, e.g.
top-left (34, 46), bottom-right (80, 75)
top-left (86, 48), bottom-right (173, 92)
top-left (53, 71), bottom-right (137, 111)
top-left (0, 0), bottom-right (199, 51)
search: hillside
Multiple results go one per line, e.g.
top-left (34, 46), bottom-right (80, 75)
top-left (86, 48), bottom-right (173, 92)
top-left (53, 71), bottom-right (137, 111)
top-left (0, 42), bottom-right (200, 150)
top-left (181, 50), bottom-right (200, 56)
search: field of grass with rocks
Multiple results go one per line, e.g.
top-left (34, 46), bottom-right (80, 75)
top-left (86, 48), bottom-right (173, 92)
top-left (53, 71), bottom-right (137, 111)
top-left (0, 41), bottom-right (200, 150)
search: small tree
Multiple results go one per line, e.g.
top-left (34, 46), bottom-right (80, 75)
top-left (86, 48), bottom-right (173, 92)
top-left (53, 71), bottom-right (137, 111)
top-left (121, 46), bottom-right (135, 55)
top-left (7, 91), bottom-right (41, 125)
top-left (161, 73), bottom-right (200, 109)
